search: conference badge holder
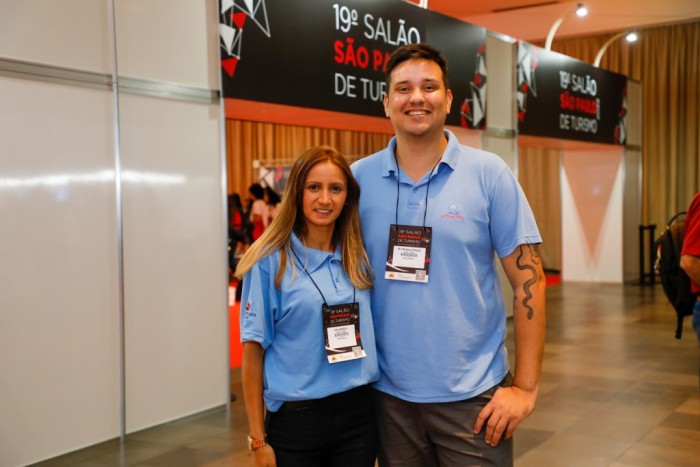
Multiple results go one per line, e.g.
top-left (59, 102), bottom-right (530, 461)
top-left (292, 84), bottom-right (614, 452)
top-left (322, 302), bottom-right (366, 363)
top-left (385, 224), bottom-right (432, 283)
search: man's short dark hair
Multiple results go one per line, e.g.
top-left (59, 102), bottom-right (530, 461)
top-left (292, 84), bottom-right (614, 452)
top-left (385, 43), bottom-right (449, 89)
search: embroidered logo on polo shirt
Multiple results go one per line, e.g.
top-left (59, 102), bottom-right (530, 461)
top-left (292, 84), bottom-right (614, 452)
top-left (440, 204), bottom-right (465, 220)
top-left (244, 299), bottom-right (256, 318)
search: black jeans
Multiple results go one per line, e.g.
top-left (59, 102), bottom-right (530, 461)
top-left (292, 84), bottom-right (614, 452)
top-left (265, 385), bottom-right (378, 467)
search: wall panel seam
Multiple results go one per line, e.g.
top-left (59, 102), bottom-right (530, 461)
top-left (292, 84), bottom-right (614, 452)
top-left (0, 57), bottom-right (219, 104)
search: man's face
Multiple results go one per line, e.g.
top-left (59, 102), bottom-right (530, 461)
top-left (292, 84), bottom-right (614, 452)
top-left (383, 59), bottom-right (452, 139)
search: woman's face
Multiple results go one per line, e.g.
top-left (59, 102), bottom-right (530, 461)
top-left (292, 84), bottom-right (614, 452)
top-left (302, 161), bottom-right (348, 232)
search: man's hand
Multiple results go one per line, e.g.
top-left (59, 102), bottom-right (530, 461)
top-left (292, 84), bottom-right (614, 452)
top-left (473, 385), bottom-right (537, 447)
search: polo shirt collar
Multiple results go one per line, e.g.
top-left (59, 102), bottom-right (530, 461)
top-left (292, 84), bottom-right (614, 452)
top-left (289, 232), bottom-right (340, 273)
top-left (381, 130), bottom-right (460, 178)
top-left (440, 130), bottom-right (460, 170)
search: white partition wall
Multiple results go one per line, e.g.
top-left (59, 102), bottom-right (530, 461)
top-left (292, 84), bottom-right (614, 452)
top-left (114, 0), bottom-right (220, 89)
top-left (0, 74), bottom-right (121, 467)
top-left (561, 149), bottom-right (625, 282)
top-left (482, 34), bottom-right (518, 317)
top-left (120, 94), bottom-right (226, 432)
top-left (0, 1), bottom-right (227, 465)
top-left (114, 0), bottom-right (227, 433)
top-left (0, 0), bottom-right (111, 71)
top-left (558, 79), bottom-right (642, 284)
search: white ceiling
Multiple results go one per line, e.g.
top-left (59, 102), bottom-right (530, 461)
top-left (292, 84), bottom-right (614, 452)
top-left (419, 0), bottom-right (700, 42)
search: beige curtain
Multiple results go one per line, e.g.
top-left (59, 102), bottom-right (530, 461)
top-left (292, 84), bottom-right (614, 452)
top-left (547, 21), bottom-right (700, 227)
top-left (226, 120), bottom-right (391, 196)
top-left (518, 147), bottom-right (562, 271)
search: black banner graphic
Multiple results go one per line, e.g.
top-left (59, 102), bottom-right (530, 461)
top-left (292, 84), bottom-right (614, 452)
top-left (219, 0), bottom-right (487, 128)
top-left (517, 41), bottom-right (628, 145)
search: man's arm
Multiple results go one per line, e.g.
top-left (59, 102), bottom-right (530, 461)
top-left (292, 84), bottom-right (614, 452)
top-left (680, 254), bottom-right (700, 285)
top-left (681, 193), bottom-right (700, 289)
top-left (474, 243), bottom-right (546, 447)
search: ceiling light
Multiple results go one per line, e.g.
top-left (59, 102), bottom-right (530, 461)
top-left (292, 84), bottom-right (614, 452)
top-left (545, 3), bottom-right (588, 50)
top-left (594, 31), bottom-right (640, 67)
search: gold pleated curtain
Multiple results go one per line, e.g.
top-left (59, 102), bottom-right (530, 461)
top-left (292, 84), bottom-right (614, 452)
top-left (547, 21), bottom-right (700, 227)
top-left (226, 120), bottom-right (391, 197)
top-left (518, 147), bottom-right (562, 271)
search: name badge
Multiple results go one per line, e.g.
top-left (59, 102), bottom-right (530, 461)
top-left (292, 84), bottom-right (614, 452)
top-left (322, 302), bottom-right (366, 363)
top-left (385, 224), bottom-right (432, 283)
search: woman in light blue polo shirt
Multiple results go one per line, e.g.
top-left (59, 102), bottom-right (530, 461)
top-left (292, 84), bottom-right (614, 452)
top-left (235, 146), bottom-right (378, 467)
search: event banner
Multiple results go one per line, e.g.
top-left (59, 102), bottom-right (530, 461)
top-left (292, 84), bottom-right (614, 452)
top-left (517, 41), bottom-right (628, 145)
top-left (219, 0), bottom-right (487, 128)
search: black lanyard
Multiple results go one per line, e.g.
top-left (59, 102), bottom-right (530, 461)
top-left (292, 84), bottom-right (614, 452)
top-left (290, 243), bottom-right (356, 305)
top-left (394, 154), bottom-right (440, 227)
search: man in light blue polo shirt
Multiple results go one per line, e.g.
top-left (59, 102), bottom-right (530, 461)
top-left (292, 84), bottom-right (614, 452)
top-left (352, 43), bottom-right (546, 467)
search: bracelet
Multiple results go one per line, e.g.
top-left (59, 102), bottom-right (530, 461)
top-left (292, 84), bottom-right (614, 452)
top-left (247, 434), bottom-right (268, 450)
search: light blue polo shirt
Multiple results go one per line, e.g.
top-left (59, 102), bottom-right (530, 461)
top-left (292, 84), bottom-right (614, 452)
top-left (351, 130), bottom-right (541, 403)
top-left (240, 232), bottom-right (378, 412)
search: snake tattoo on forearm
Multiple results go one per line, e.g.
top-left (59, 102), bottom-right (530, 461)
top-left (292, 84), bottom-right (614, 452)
top-left (516, 244), bottom-right (541, 320)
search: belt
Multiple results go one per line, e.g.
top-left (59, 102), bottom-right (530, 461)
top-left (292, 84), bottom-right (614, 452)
top-left (280, 384), bottom-right (371, 411)
top-left (281, 399), bottom-right (317, 411)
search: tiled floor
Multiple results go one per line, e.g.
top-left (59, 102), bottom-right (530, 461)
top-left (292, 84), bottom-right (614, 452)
top-left (35, 283), bottom-right (700, 466)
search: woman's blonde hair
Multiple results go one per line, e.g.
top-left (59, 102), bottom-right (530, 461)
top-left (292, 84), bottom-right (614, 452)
top-left (235, 146), bottom-right (373, 290)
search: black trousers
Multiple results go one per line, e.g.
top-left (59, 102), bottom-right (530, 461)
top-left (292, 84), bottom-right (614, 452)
top-left (265, 385), bottom-right (378, 467)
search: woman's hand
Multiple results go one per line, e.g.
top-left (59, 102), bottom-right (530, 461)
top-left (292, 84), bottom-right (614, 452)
top-left (251, 444), bottom-right (276, 466)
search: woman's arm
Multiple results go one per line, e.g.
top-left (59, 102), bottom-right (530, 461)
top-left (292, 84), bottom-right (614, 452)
top-left (242, 341), bottom-right (276, 466)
